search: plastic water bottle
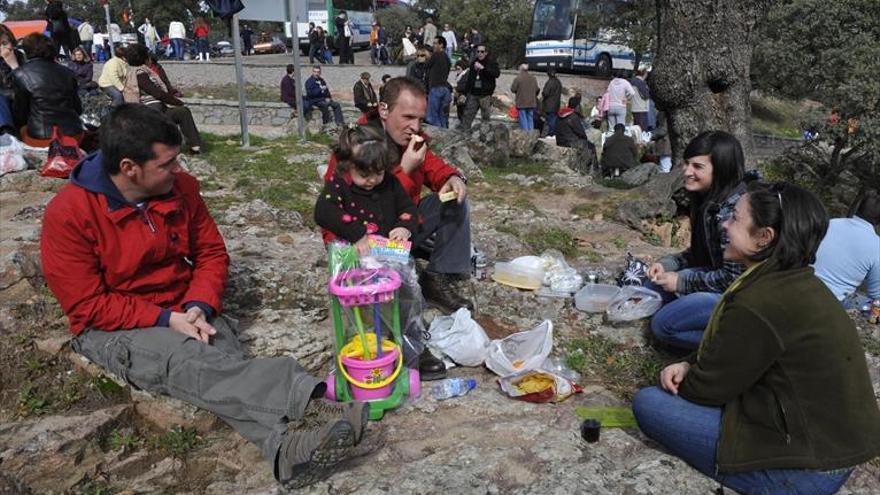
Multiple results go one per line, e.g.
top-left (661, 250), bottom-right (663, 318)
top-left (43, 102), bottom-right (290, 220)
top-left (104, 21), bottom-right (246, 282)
top-left (431, 378), bottom-right (477, 401)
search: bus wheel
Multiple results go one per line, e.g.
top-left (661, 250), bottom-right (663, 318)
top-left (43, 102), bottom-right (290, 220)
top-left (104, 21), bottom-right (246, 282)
top-left (595, 54), bottom-right (612, 78)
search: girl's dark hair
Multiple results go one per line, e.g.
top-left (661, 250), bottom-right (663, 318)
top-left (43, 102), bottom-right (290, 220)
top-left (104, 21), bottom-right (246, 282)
top-left (683, 130), bottom-right (745, 206)
top-left (333, 126), bottom-right (392, 176)
top-left (848, 189), bottom-right (880, 225)
top-left (744, 182), bottom-right (829, 270)
top-left (125, 43), bottom-right (149, 66)
top-left (684, 131), bottom-right (746, 266)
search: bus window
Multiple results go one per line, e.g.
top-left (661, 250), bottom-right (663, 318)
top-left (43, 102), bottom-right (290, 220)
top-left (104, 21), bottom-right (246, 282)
top-left (531, 0), bottom-right (574, 40)
top-left (333, 0), bottom-right (374, 11)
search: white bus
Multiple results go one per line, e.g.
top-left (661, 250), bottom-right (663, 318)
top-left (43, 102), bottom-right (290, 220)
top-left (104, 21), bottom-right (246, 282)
top-left (296, 0), bottom-right (381, 52)
top-left (525, 0), bottom-right (642, 76)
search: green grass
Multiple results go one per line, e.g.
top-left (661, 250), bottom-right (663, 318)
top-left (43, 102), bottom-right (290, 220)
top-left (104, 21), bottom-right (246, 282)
top-left (610, 236), bottom-right (627, 249)
top-left (146, 426), bottom-right (203, 459)
top-left (482, 158), bottom-right (554, 185)
top-left (109, 429), bottom-right (144, 452)
top-left (522, 227), bottom-right (578, 257)
top-left (200, 132), bottom-right (325, 224)
top-left (751, 94), bottom-right (807, 138)
top-left (18, 384), bottom-right (48, 416)
top-left (563, 334), bottom-right (670, 400)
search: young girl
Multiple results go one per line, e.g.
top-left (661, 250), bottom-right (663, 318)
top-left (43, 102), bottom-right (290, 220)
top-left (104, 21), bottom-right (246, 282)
top-left (645, 131), bottom-right (753, 350)
top-left (315, 126), bottom-right (419, 255)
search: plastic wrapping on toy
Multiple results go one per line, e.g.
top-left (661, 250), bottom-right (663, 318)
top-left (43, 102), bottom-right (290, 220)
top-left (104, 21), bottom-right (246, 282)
top-left (605, 286), bottom-right (663, 322)
top-left (540, 249), bottom-right (583, 293)
top-left (327, 239), bottom-right (427, 369)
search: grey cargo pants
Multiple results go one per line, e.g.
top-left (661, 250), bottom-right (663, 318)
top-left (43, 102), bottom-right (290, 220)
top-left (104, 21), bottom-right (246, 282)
top-left (71, 316), bottom-right (323, 464)
top-left (412, 194), bottom-right (472, 274)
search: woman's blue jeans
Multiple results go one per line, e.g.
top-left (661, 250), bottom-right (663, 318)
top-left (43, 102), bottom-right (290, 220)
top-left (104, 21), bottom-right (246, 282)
top-left (0, 94), bottom-right (14, 131)
top-left (650, 291), bottom-right (722, 350)
top-left (632, 387), bottom-right (853, 494)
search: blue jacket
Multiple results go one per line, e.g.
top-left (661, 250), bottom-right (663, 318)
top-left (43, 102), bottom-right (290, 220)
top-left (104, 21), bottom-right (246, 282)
top-left (305, 75), bottom-right (331, 105)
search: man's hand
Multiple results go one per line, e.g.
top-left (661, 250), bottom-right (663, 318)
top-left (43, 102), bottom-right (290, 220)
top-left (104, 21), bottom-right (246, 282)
top-left (169, 308), bottom-right (215, 343)
top-left (388, 227), bottom-right (411, 241)
top-left (439, 175), bottom-right (467, 204)
top-left (659, 362), bottom-right (691, 395)
top-left (474, 61), bottom-right (484, 71)
top-left (646, 262), bottom-right (665, 280)
top-left (654, 271), bottom-right (679, 293)
top-left (400, 135), bottom-right (427, 175)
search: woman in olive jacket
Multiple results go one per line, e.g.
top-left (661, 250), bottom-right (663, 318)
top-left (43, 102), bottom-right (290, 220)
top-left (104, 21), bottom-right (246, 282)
top-left (633, 182), bottom-right (880, 494)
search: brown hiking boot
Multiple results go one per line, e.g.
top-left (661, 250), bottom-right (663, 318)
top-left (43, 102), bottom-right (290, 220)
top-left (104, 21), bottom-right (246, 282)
top-left (419, 270), bottom-right (474, 314)
top-left (275, 418), bottom-right (354, 490)
top-left (301, 399), bottom-right (369, 444)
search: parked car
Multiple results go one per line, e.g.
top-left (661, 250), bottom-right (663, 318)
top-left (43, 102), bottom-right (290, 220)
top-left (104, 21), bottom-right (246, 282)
top-left (212, 40), bottom-right (234, 57)
top-left (252, 35), bottom-right (286, 54)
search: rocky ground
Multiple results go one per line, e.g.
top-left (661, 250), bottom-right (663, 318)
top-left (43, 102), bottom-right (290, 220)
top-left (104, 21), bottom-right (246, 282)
top-left (1, 121), bottom-right (878, 494)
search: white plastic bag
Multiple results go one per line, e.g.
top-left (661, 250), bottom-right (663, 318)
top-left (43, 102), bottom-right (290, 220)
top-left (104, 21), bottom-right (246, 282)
top-left (427, 308), bottom-right (489, 367)
top-left (0, 134), bottom-right (27, 177)
top-left (606, 286), bottom-right (663, 322)
top-left (486, 320), bottom-right (553, 377)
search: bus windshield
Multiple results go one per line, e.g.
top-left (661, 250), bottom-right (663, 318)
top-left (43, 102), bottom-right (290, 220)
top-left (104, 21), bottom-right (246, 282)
top-left (530, 0), bottom-right (575, 40)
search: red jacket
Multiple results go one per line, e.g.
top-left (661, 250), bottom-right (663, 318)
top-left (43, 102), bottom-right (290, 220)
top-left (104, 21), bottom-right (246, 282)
top-left (40, 152), bottom-right (229, 335)
top-left (323, 110), bottom-right (460, 206)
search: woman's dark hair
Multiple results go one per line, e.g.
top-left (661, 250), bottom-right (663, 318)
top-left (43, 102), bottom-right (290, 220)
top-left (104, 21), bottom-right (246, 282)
top-left (100, 104), bottom-right (182, 175)
top-left (683, 130), bottom-right (745, 205)
top-left (744, 182), bottom-right (829, 270)
top-left (0, 24), bottom-right (17, 46)
top-left (124, 43), bottom-right (150, 67)
top-left (848, 189), bottom-right (880, 225)
top-left (567, 95), bottom-right (581, 109)
top-left (333, 126), bottom-right (392, 176)
top-left (20, 33), bottom-right (55, 60)
top-left (683, 131), bottom-right (746, 266)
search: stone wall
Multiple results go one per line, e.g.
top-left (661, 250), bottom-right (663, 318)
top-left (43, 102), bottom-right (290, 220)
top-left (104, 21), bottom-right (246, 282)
top-left (185, 98), bottom-right (362, 128)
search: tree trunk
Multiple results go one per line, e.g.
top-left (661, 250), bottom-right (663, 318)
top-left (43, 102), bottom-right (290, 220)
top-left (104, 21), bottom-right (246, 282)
top-left (650, 0), bottom-right (772, 168)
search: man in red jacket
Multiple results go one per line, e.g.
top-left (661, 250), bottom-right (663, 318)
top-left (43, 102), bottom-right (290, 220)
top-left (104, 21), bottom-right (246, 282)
top-left (40, 105), bottom-right (368, 490)
top-left (323, 77), bottom-right (474, 378)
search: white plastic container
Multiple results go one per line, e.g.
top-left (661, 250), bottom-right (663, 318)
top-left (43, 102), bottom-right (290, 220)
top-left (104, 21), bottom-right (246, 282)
top-left (574, 284), bottom-right (621, 312)
top-left (492, 261), bottom-right (544, 290)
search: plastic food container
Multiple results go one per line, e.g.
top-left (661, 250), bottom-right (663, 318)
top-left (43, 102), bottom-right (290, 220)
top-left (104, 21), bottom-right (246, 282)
top-left (574, 284), bottom-right (621, 312)
top-left (492, 261), bottom-right (544, 290)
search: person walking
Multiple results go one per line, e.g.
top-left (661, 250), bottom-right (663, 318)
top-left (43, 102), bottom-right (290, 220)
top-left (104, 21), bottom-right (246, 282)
top-left (441, 24), bottom-right (457, 61)
top-left (422, 18), bottom-right (437, 49)
top-left (138, 18), bottom-right (159, 56)
top-left (459, 44), bottom-right (500, 130)
top-left (194, 18), bottom-right (210, 62)
top-left (405, 47), bottom-right (430, 92)
top-left (240, 24), bottom-right (254, 56)
top-left (335, 11), bottom-right (353, 64)
top-left (426, 36), bottom-right (451, 128)
top-left (540, 68), bottom-right (562, 137)
top-left (78, 20), bottom-right (94, 57)
top-left (168, 19), bottom-right (186, 61)
top-left (307, 23), bottom-right (321, 64)
top-left (510, 64), bottom-right (539, 131)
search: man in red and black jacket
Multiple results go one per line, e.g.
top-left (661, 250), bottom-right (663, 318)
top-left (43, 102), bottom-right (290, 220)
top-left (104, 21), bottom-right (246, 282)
top-left (324, 77), bottom-right (475, 379)
top-left (40, 105), bottom-right (369, 490)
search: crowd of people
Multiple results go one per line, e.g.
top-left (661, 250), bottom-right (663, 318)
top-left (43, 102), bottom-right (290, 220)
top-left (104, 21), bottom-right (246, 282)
top-left (2, 7), bottom-right (877, 495)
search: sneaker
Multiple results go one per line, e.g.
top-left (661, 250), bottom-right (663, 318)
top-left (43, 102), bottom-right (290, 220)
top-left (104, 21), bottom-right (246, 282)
top-left (276, 419), bottom-right (355, 490)
top-left (302, 399), bottom-right (369, 444)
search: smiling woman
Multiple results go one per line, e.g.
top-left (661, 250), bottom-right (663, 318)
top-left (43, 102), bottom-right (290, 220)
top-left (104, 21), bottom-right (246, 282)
top-left (642, 130), bottom-right (752, 350)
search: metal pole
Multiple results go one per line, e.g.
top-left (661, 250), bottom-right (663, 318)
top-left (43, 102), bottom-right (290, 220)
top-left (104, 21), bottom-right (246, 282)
top-left (104, 4), bottom-right (115, 58)
top-left (288, 0), bottom-right (306, 139)
top-left (231, 14), bottom-right (250, 147)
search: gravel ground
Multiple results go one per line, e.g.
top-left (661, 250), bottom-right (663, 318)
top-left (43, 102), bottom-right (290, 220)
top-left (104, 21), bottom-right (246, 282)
top-left (96, 51), bottom-right (608, 104)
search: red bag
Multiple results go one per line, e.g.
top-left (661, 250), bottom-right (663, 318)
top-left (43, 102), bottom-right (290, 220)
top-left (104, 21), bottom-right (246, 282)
top-left (40, 127), bottom-right (83, 179)
top-left (507, 105), bottom-right (519, 121)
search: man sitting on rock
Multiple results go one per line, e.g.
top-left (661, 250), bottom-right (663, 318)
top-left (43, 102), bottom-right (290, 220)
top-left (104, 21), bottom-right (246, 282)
top-left (601, 123), bottom-right (639, 177)
top-left (40, 104), bottom-right (369, 490)
top-left (305, 65), bottom-right (345, 132)
top-left (323, 76), bottom-right (474, 379)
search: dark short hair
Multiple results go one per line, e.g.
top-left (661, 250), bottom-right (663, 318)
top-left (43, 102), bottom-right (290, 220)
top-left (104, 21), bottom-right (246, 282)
top-left (850, 189), bottom-right (880, 225)
top-left (434, 36), bottom-right (446, 49)
top-left (20, 33), bottom-right (55, 60)
top-left (567, 95), bottom-right (581, 108)
top-left (0, 24), bottom-right (17, 46)
top-left (744, 182), bottom-right (829, 270)
top-left (381, 74), bottom-right (392, 83)
top-left (613, 123), bottom-right (625, 133)
top-left (333, 125), bottom-right (392, 176)
top-left (380, 76), bottom-right (427, 109)
top-left (547, 68), bottom-right (556, 77)
top-left (286, 64), bottom-right (295, 74)
top-left (124, 43), bottom-right (149, 66)
top-left (100, 104), bottom-right (182, 175)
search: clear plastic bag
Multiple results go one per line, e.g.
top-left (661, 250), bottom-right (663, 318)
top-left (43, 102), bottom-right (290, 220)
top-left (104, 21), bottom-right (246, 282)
top-left (427, 308), bottom-right (489, 367)
top-left (540, 249), bottom-right (583, 293)
top-left (485, 320), bottom-right (553, 377)
top-left (0, 133), bottom-right (26, 177)
top-left (606, 286), bottom-right (663, 322)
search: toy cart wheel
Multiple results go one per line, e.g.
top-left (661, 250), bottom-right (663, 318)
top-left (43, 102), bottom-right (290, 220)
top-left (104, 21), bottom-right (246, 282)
top-left (408, 368), bottom-right (420, 398)
top-left (324, 372), bottom-right (336, 401)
